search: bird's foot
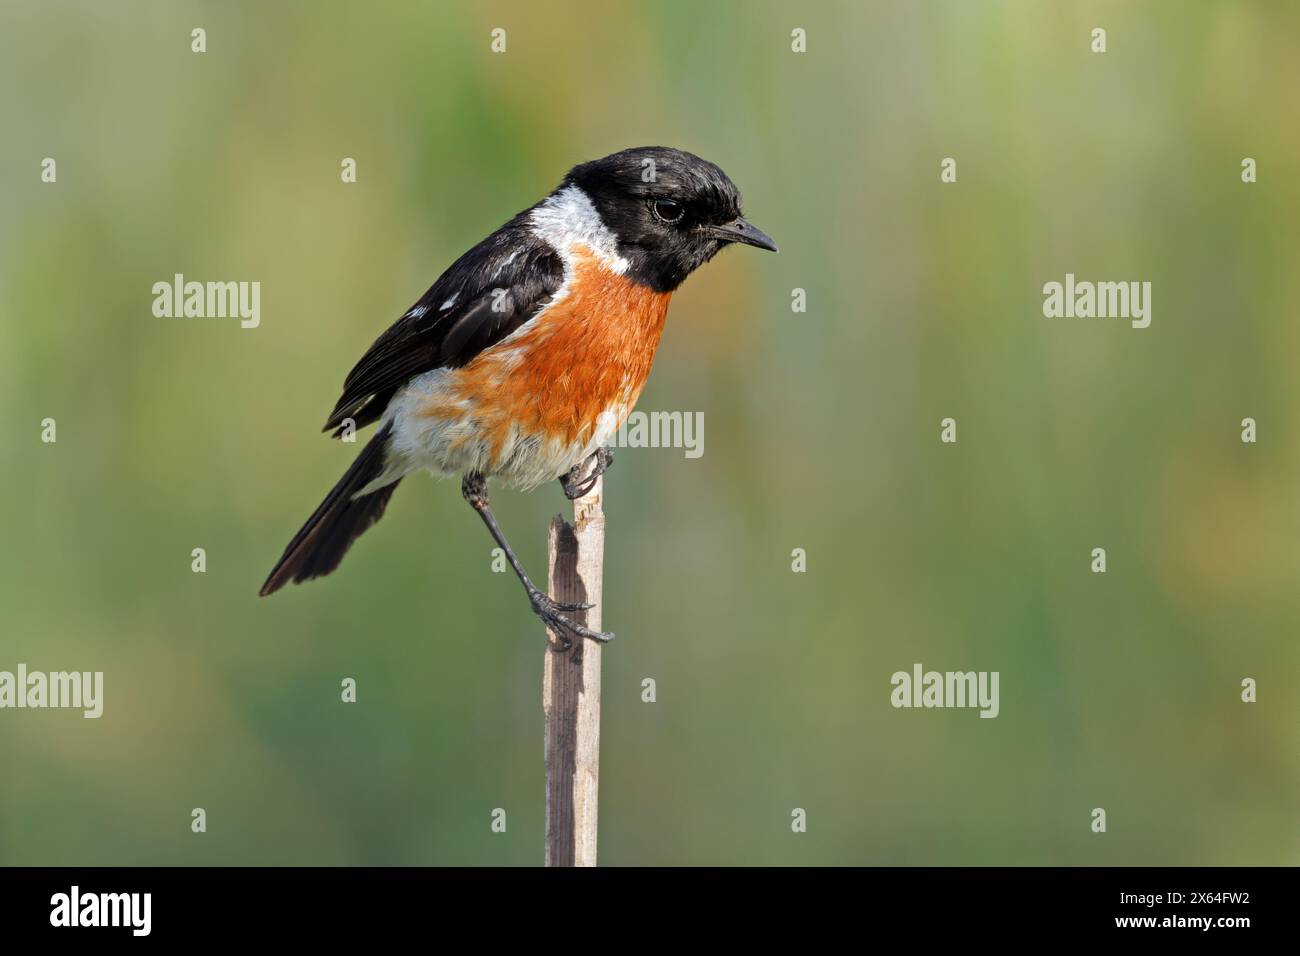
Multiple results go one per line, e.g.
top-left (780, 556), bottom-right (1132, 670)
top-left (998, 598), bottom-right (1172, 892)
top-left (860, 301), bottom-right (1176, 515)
top-left (561, 448), bottom-right (614, 500)
top-left (529, 588), bottom-right (615, 650)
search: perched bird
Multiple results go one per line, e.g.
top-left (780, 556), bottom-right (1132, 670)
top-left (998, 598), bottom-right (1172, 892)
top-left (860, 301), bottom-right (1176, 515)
top-left (259, 146), bottom-right (777, 644)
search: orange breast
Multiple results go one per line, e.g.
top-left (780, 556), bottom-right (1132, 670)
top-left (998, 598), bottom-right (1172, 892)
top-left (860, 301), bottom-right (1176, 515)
top-left (421, 246), bottom-right (672, 465)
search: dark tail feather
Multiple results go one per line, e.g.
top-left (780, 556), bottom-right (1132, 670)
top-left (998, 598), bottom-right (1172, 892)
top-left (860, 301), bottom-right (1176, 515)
top-left (259, 423), bottom-right (401, 596)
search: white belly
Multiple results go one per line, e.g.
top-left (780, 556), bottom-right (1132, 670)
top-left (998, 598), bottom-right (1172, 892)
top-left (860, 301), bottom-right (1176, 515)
top-left (362, 369), bottom-right (628, 493)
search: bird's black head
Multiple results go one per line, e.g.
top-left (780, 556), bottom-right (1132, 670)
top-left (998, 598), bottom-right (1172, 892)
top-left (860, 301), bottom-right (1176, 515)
top-left (562, 146), bottom-right (777, 292)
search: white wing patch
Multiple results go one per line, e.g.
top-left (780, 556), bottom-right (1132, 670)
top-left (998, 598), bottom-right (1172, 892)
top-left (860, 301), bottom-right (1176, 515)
top-left (490, 251), bottom-right (520, 280)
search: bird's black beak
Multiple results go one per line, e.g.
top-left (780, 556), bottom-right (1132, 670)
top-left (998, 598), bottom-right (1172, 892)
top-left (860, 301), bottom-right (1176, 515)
top-left (710, 217), bottom-right (779, 252)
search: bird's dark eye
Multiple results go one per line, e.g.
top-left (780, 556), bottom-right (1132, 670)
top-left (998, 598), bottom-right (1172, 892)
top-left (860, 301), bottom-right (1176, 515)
top-left (652, 199), bottom-right (685, 224)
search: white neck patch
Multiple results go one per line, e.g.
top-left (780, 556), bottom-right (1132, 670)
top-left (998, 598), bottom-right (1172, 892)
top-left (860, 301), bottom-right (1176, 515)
top-left (529, 185), bottom-right (629, 274)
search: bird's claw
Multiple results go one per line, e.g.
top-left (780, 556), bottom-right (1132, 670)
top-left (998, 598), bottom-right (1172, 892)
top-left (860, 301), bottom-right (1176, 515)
top-left (550, 599), bottom-right (594, 613)
top-left (561, 448), bottom-right (614, 500)
top-left (530, 590), bottom-right (615, 647)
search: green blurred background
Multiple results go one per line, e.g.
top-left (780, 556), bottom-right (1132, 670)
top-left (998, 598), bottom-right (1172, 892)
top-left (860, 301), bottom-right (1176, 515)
top-left (1, 0), bottom-right (1296, 865)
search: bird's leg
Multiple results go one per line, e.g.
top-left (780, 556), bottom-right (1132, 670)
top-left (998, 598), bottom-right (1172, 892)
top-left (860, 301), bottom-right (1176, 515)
top-left (461, 472), bottom-right (614, 648)
top-left (560, 447), bottom-right (614, 500)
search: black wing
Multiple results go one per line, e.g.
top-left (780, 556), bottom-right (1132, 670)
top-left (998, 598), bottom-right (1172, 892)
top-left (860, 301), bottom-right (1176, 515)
top-left (323, 210), bottom-right (564, 436)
